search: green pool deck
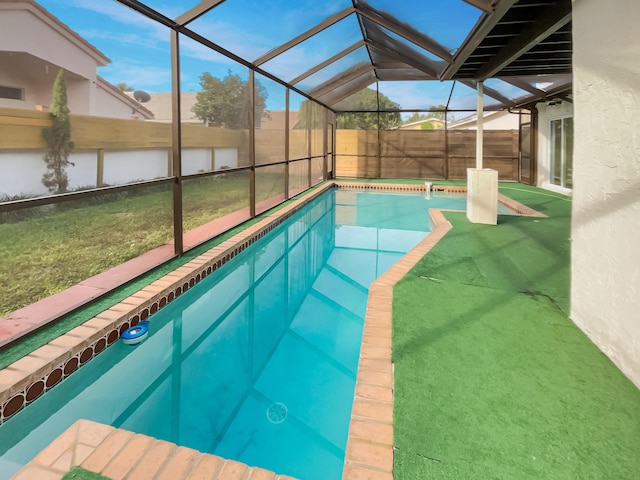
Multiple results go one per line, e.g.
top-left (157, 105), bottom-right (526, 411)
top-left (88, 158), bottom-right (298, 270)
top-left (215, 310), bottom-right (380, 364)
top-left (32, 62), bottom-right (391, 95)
top-left (392, 183), bottom-right (640, 479)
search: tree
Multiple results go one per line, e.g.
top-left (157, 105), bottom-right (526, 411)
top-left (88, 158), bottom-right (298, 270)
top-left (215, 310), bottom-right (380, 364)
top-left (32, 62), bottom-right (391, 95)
top-left (192, 71), bottom-right (268, 128)
top-left (116, 83), bottom-right (134, 92)
top-left (401, 105), bottom-right (454, 128)
top-left (335, 88), bottom-right (401, 130)
top-left (428, 104), bottom-right (447, 121)
top-left (293, 99), bottom-right (327, 130)
top-left (42, 69), bottom-right (74, 194)
top-left (404, 112), bottom-right (425, 124)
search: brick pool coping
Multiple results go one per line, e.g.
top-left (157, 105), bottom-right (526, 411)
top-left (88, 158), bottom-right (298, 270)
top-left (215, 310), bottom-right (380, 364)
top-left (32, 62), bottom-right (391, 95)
top-left (13, 419), bottom-right (296, 480)
top-left (340, 204), bottom-right (454, 480)
top-left (3, 181), bottom-right (545, 479)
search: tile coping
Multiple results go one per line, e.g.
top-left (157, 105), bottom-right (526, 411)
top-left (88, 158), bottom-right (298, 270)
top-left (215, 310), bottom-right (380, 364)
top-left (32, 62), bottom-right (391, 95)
top-left (13, 419), bottom-right (297, 480)
top-left (2, 181), bottom-right (546, 480)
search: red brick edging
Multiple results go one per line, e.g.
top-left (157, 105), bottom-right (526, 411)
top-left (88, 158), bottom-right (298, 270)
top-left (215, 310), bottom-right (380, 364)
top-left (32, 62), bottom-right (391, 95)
top-left (341, 207), bottom-right (453, 480)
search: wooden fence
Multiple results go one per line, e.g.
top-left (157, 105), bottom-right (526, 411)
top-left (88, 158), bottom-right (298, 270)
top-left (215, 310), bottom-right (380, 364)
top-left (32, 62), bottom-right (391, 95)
top-left (335, 129), bottom-right (519, 180)
top-left (0, 107), bottom-right (246, 151)
top-left (0, 107), bottom-right (316, 162)
top-left (0, 108), bottom-right (518, 182)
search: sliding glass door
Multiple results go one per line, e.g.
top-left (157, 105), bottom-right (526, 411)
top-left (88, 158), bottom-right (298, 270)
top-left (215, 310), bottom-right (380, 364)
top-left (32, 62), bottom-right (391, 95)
top-left (550, 117), bottom-right (573, 189)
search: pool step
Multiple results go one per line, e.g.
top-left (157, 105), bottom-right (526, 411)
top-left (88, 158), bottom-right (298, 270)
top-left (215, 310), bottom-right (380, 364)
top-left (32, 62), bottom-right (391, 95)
top-left (12, 419), bottom-right (298, 480)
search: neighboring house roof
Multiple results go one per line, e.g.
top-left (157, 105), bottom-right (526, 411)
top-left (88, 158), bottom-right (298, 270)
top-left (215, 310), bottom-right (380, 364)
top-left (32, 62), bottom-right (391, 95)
top-left (130, 92), bottom-right (201, 123)
top-left (0, 0), bottom-right (157, 119)
top-left (446, 110), bottom-right (520, 130)
top-left (99, 78), bottom-right (154, 120)
top-left (0, 0), bottom-right (110, 66)
top-left (398, 117), bottom-right (445, 130)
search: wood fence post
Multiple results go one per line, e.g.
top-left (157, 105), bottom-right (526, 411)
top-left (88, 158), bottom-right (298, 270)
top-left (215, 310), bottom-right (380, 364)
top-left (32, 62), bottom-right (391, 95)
top-left (96, 148), bottom-right (104, 187)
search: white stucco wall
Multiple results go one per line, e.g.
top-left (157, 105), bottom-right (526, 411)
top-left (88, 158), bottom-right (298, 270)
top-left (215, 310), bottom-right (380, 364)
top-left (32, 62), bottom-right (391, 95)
top-left (94, 87), bottom-right (136, 119)
top-left (0, 150), bottom-right (168, 196)
top-left (66, 79), bottom-right (93, 116)
top-left (0, 151), bottom-right (49, 197)
top-left (571, 0), bottom-right (640, 387)
top-left (102, 151), bottom-right (169, 185)
top-left (0, 148), bottom-right (237, 197)
top-left (536, 101), bottom-right (573, 195)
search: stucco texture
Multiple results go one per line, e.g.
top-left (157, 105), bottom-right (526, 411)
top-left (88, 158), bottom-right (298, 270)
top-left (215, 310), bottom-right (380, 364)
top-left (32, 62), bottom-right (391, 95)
top-left (571, 0), bottom-right (640, 387)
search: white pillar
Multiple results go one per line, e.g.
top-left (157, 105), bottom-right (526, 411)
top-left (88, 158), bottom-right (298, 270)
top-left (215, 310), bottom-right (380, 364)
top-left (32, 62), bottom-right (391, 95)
top-left (476, 81), bottom-right (483, 169)
top-left (466, 80), bottom-right (498, 225)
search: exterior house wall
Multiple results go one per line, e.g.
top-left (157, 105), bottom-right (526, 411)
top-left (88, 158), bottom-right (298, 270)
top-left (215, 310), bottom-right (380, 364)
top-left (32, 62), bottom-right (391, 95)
top-left (0, 1), bottom-right (147, 119)
top-left (571, 0), bottom-right (640, 388)
top-left (66, 78), bottom-right (93, 115)
top-left (535, 100), bottom-right (573, 195)
top-left (0, 56), bottom-right (47, 109)
top-left (0, 9), bottom-right (100, 81)
top-left (95, 86), bottom-right (137, 120)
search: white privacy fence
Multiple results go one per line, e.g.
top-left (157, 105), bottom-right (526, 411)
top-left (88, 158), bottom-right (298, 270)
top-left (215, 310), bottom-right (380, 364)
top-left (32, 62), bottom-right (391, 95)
top-left (0, 148), bottom-right (239, 197)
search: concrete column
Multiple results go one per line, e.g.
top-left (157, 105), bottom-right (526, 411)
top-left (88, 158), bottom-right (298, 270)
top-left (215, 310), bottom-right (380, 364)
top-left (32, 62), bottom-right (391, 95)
top-left (467, 81), bottom-right (498, 225)
top-left (476, 81), bottom-right (484, 169)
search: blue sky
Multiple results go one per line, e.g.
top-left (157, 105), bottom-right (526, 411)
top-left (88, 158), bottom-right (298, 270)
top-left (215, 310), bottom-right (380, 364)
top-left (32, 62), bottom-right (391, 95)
top-left (37, 0), bottom-right (488, 111)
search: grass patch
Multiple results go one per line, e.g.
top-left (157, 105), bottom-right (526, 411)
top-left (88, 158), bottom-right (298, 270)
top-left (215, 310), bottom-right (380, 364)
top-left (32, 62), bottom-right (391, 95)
top-left (0, 172), bottom-right (290, 316)
top-left (392, 184), bottom-right (640, 479)
top-left (62, 466), bottom-right (111, 480)
top-left (0, 180), bottom-right (324, 369)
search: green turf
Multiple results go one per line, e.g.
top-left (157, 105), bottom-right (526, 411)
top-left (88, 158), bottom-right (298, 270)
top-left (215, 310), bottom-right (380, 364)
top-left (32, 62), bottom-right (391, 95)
top-left (392, 183), bottom-right (640, 479)
top-left (61, 466), bottom-right (111, 480)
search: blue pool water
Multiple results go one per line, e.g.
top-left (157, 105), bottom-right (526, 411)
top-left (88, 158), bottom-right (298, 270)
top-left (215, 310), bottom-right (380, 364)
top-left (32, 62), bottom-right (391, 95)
top-left (0, 190), bottom-right (483, 479)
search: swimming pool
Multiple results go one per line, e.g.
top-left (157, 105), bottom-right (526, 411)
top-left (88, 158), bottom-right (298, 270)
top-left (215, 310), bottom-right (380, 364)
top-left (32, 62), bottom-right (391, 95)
top-left (0, 188), bottom-right (496, 479)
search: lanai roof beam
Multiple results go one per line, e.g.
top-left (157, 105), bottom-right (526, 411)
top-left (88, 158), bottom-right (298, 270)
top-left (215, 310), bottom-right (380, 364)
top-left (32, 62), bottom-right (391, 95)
top-left (440, 0), bottom-right (517, 80)
top-left (460, 79), bottom-right (515, 107)
top-left (356, 2), bottom-right (453, 63)
top-left (308, 63), bottom-right (374, 100)
top-left (253, 7), bottom-right (355, 66)
top-left (290, 41), bottom-right (365, 86)
top-left (462, 0), bottom-right (497, 14)
top-left (474, 0), bottom-right (572, 80)
top-left (175, 0), bottom-right (226, 26)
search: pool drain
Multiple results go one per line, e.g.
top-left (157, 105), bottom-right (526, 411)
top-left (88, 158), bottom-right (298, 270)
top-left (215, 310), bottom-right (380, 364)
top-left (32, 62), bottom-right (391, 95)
top-left (267, 402), bottom-right (288, 424)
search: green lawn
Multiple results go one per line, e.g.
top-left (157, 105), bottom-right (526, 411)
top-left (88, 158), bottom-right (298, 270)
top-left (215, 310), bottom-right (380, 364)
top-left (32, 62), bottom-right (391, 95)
top-left (392, 184), bottom-right (640, 479)
top-left (62, 466), bottom-right (111, 480)
top-left (0, 171), bottom-right (287, 317)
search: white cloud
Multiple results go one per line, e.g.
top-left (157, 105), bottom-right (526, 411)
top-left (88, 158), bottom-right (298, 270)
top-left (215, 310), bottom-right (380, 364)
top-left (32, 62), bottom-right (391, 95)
top-left (99, 61), bottom-right (172, 92)
top-left (179, 37), bottom-right (237, 65)
top-left (68, 0), bottom-right (168, 44)
top-left (77, 29), bottom-right (161, 51)
top-left (183, 18), bottom-right (269, 62)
